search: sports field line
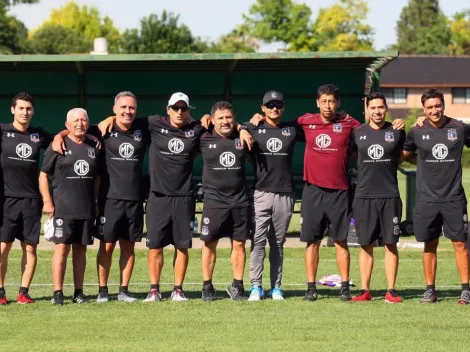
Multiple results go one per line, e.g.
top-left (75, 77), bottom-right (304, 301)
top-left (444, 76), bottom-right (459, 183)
top-left (2, 282), bottom-right (464, 289)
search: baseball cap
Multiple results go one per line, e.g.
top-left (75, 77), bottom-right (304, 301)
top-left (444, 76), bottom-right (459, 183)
top-left (263, 90), bottom-right (284, 105)
top-left (168, 92), bottom-right (190, 107)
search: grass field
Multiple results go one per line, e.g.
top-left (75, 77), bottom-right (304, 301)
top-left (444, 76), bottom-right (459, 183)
top-left (1, 240), bottom-right (470, 351)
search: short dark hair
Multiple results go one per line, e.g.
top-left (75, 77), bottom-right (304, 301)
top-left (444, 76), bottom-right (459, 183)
top-left (12, 92), bottom-right (34, 108)
top-left (421, 88), bottom-right (445, 107)
top-left (317, 84), bottom-right (340, 100)
top-left (210, 101), bottom-right (234, 116)
top-left (366, 92), bottom-right (388, 107)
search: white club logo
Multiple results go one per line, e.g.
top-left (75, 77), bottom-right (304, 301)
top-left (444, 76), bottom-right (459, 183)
top-left (168, 138), bottom-right (184, 154)
top-left (367, 144), bottom-right (384, 160)
top-left (220, 152), bottom-right (236, 167)
top-left (100, 216), bottom-right (106, 224)
top-left (203, 217), bottom-right (210, 225)
top-left (74, 160), bottom-right (89, 176)
top-left (315, 134), bottom-right (331, 149)
top-left (56, 218), bottom-right (63, 226)
top-left (432, 144), bottom-right (448, 160)
top-left (119, 143), bottom-right (134, 158)
top-left (16, 143), bottom-right (32, 158)
top-left (393, 217), bottom-right (399, 225)
top-left (266, 138), bottom-right (282, 153)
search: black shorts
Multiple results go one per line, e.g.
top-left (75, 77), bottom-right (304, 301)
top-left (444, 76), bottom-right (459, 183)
top-left (53, 218), bottom-right (95, 245)
top-left (0, 197), bottom-right (42, 245)
top-left (97, 199), bottom-right (143, 243)
top-left (352, 197), bottom-right (402, 245)
top-left (145, 192), bottom-right (195, 249)
top-left (300, 183), bottom-right (350, 243)
top-left (200, 206), bottom-right (251, 242)
top-left (414, 199), bottom-right (468, 243)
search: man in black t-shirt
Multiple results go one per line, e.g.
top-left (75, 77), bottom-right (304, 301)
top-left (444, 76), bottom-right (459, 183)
top-left (39, 108), bottom-right (101, 305)
top-left (52, 91), bottom-right (148, 303)
top-left (403, 88), bottom-right (470, 305)
top-left (0, 92), bottom-right (52, 305)
top-left (199, 101), bottom-right (250, 301)
top-left (349, 93), bottom-right (406, 304)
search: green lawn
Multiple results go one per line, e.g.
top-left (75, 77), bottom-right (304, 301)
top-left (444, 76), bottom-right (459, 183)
top-left (1, 240), bottom-right (469, 351)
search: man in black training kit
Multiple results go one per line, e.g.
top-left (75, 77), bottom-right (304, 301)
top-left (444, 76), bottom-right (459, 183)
top-left (403, 88), bottom-right (470, 304)
top-left (39, 108), bottom-right (101, 305)
top-left (349, 93), bottom-right (407, 303)
top-left (0, 92), bottom-right (52, 305)
top-left (199, 101), bottom-right (250, 301)
top-left (53, 91), bottom-right (148, 303)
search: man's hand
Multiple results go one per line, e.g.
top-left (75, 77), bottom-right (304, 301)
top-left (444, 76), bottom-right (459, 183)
top-left (392, 119), bottom-right (405, 130)
top-left (200, 114), bottom-right (212, 129)
top-left (98, 116), bottom-right (116, 136)
top-left (413, 116), bottom-right (427, 127)
top-left (42, 200), bottom-right (55, 218)
top-left (52, 134), bottom-right (66, 154)
top-left (239, 129), bottom-right (253, 151)
top-left (86, 134), bottom-right (101, 150)
top-left (250, 113), bottom-right (265, 126)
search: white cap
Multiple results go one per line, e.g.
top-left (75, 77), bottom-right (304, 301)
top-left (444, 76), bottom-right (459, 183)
top-left (43, 218), bottom-right (54, 241)
top-left (168, 92), bottom-right (190, 107)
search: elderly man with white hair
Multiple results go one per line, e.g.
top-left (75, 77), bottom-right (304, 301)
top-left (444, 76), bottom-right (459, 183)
top-left (39, 108), bottom-right (101, 305)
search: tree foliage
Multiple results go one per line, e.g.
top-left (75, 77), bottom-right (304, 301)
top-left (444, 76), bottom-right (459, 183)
top-left (27, 24), bottom-right (89, 54)
top-left (0, 8), bottom-right (28, 54)
top-left (0, 0), bottom-right (38, 9)
top-left (449, 10), bottom-right (470, 55)
top-left (120, 11), bottom-right (208, 54)
top-left (396, 0), bottom-right (451, 54)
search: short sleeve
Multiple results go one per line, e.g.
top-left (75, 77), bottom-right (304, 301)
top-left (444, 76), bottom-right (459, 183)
top-left (87, 125), bottom-right (102, 138)
top-left (41, 145), bottom-right (58, 174)
top-left (39, 128), bottom-right (53, 149)
top-left (398, 130), bottom-right (406, 149)
top-left (463, 124), bottom-right (470, 148)
top-left (349, 128), bottom-right (358, 152)
top-left (402, 128), bottom-right (417, 152)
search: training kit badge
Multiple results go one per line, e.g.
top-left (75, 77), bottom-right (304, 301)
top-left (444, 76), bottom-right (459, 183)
top-left (385, 132), bottom-right (394, 143)
top-left (184, 129), bottom-right (195, 138)
top-left (235, 138), bottom-right (243, 150)
top-left (333, 123), bottom-right (342, 133)
top-left (281, 127), bottom-right (291, 137)
top-left (88, 148), bottom-right (95, 159)
top-left (134, 130), bottom-right (142, 141)
top-left (448, 129), bottom-right (457, 141)
top-left (30, 133), bottom-right (40, 143)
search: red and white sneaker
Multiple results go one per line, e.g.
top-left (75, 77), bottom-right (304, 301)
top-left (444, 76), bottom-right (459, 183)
top-left (351, 290), bottom-right (372, 302)
top-left (17, 292), bottom-right (34, 304)
top-left (384, 289), bottom-right (403, 303)
top-left (0, 294), bottom-right (7, 305)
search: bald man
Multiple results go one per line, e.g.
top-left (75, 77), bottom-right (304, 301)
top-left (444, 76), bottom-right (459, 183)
top-left (39, 108), bottom-right (101, 305)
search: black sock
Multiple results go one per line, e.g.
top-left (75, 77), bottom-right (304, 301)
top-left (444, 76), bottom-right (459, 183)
top-left (203, 280), bottom-right (212, 286)
top-left (462, 283), bottom-right (470, 291)
top-left (74, 288), bottom-right (83, 297)
top-left (0, 287), bottom-right (5, 296)
top-left (341, 281), bottom-right (349, 289)
top-left (174, 285), bottom-right (182, 291)
top-left (54, 290), bottom-right (62, 296)
top-left (150, 284), bottom-right (160, 291)
top-left (99, 286), bottom-right (108, 293)
top-left (19, 287), bottom-right (28, 294)
top-left (233, 279), bottom-right (243, 288)
top-left (119, 286), bottom-right (128, 293)
top-left (307, 282), bottom-right (316, 290)
top-left (427, 284), bottom-right (435, 291)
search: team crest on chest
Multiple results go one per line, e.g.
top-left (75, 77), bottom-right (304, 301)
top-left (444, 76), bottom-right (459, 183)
top-left (448, 129), bottom-right (457, 141)
top-left (385, 132), bottom-right (394, 143)
top-left (134, 130), bottom-right (142, 141)
top-left (88, 148), bottom-right (95, 159)
top-left (184, 129), bottom-right (195, 138)
top-left (333, 123), bottom-right (342, 133)
top-left (281, 127), bottom-right (291, 137)
top-left (235, 138), bottom-right (243, 150)
top-left (30, 133), bottom-right (40, 143)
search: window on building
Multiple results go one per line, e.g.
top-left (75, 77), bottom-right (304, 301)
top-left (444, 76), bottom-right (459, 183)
top-left (452, 88), bottom-right (470, 104)
top-left (381, 88), bottom-right (408, 104)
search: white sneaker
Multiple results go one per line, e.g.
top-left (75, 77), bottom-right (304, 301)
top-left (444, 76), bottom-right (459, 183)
top-left (270, 288), bottom-right (284, 301)
top-left (171, 289), bottom-right (188, 302)
top-left (143, 289), bottom-right (161, 302)
top-left (248, 285), bottom-right (264, 302)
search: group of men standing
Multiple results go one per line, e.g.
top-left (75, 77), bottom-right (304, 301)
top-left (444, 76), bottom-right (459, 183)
top-left (0, 84), bottom-right (469, 305)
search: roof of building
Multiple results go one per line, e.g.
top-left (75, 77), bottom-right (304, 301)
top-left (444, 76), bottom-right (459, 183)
top-left (380, 55), bottom-right (470, 87)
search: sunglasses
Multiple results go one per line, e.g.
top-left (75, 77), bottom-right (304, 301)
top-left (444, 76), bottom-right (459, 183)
top-left (170, 105), bottom-right (189, 112)
top-left (265, 102), bottom-right (284, 109)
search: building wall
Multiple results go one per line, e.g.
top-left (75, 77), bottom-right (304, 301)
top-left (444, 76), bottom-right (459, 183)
top-left (388, 87), bottom-right (470, 118)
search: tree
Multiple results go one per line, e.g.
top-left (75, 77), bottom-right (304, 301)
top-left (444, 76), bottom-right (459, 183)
top-left (208, 28), bottom-right (259, 53)
top-left (449, 10), bottom-right (470, 55)
top-left (121, 11), bottom-right (208, 53)
top-left (0, 8), bottom-right (28, 54)
top-left (312, 0), bottom-right (374, 52)
top-left (0, 0), bottom-right (38, 10)
top-left (27, 24), bottom-right (89, 54)
top-left (396, 0), bottom-right (451, 54)
top-left (29, 0), bottom-right (121, 53)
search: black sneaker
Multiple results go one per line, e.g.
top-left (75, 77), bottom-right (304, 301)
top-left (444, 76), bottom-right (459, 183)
top-left (340, 286), bottom-right (352, 302)
top-left (458, 290), bottom-right (470, 305)
top-left (51, 291), bottom-right (65, 305)
top-left (226, 285), bottom-right (245, 301)
top-left (72, 292), bottom-right (88, 304)
top-left (421, 289), bottom-right (437, 303)
top-left (303, 288), bottom-right (318, 301)
top-left (202, 284), bottom-right (216, 302)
